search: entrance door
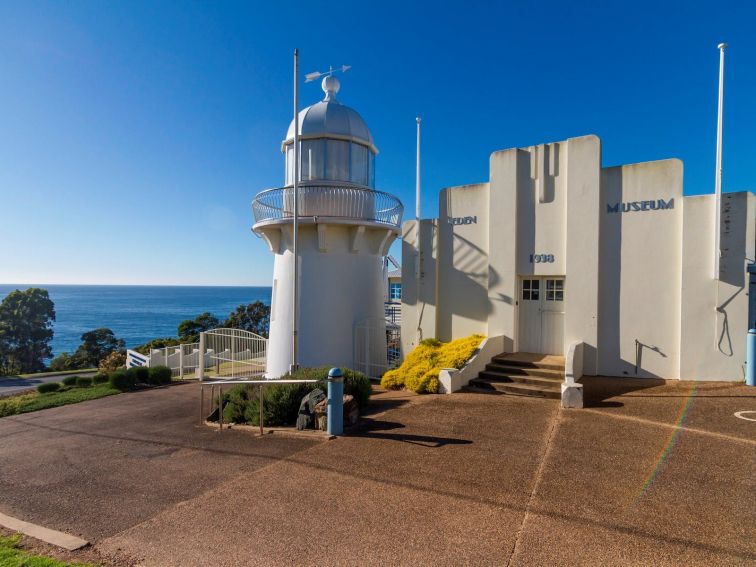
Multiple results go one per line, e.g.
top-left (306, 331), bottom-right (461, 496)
top-left (518, 277), bottom-right (565, 355)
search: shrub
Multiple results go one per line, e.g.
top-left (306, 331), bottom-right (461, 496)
top-left (61, 375), bottom-right (79, 387)
top-left (92, 372), bottom-right (109, 385)
top-left (109, 369), bottom-right (135, 391)
top-left (220, 366), bottom-right (372, 426)
top-left (148, 365), bottom-right (172, 385)
top-left (381, 334), bottom-right (484, 394)
top-left (99, 351), bottom-right (126, 373)
top-left (76, 376), bottom-right (93, 388)
top-left (127, 366), bottom-right (150, 384)
top-left (37, 382), bottom-right (61, 394)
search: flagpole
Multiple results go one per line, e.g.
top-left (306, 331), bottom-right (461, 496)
top-left (292, 48), bottom-right (300, 372)
top-left (416, 116), bottom-right (421, 224)
top-left (714, 42), bottom-right (726, 280)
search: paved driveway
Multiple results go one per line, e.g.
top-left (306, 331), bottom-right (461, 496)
top-left (0, 379), bottom-right (754, 566)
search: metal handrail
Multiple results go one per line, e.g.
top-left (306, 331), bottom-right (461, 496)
top-left (252, 181), bottom-right (403, 228)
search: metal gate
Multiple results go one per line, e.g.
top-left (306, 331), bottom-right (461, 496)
top-left (199, 328), bottom-right (267, 380)
top-left (354, 318), bottom-right (401, 379)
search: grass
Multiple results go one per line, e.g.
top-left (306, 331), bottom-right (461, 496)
top-left (0, 534), bottom-right (93, 567)
top-left (16, 368), bottom-right (97, 379)
top-left (0, 383), bottom-right (120, 418)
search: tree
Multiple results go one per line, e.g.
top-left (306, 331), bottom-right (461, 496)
top-left (177, 312), bottom-right (219, 341)
top-left (49, 352), bottom-right (76, 372)
top-left (71, 328), bottom-right (125, 368)
top-left (98, 351), bottom-right (126, 373)
top-left (0, 288), bottom-right (56, 374)
top-left (224, 301), bottom-right (271, 338)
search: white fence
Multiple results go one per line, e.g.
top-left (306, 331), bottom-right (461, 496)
top-left (354, 318), bottom-right (401, 380)
top-left (200, 328), bottom-right (267, 380)
top-left (126, 328), bottom-right (267, 380)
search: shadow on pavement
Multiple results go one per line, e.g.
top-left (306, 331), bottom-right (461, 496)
top-left (350, 418), bottom-right (473, 448)
top-left (582, 376), bottom-right (668, 408)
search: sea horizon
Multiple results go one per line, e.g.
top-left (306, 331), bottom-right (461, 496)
top-left (0, 284), bottom-right (273, 358)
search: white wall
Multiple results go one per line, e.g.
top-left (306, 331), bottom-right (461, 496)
top-left (400, 219), bottom-right (438, 355)
top-left (680, 192), bottom-right (755, 380)
top-left (598, 159), bottom-right (683, 378)
top-left (263, 222), bottom-right (396, 377)
top-left (436, 183), bottom-right (490, 341)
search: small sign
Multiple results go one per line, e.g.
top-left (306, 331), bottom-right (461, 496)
top-left (606, 198), bottom-right (674, 214)
top-left (529, 254), bottom-right (555, 263)
top-left (448, 216), bottom-right (477, 226)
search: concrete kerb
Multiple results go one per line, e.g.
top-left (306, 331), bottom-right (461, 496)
top-left (561, 341), bottom-right (584, 409)
top-left (0, 512), bottom-right (89, 551)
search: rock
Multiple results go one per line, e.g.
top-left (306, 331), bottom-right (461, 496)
top-left (296, 388), bottom-right (326, 430)
top-left (313, 394), bottom-right (359, 429)
top-left (343, 394), bottom-right (359, 425)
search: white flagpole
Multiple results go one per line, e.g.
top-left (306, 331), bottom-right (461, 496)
top-left (292, 48), bottom-right (300, 371)
top-left (714, 42), bottom-right (726, 280)
top-left (416, 116), bottom-right (421, 223)
top-left (415, 116), bottom-right (422, 342)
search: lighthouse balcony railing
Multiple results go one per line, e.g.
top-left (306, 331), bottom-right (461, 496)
top-left (252, 182), bottom-right (403, 228)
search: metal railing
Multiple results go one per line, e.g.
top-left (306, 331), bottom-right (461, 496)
top-left (252, 182), bottom-right (403, 228)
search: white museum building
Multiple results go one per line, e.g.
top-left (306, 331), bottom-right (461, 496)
top-left (401, 134), bottom-right (755, 382)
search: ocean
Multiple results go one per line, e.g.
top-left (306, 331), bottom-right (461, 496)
top-left (0, 285), bottom-right (272, 357)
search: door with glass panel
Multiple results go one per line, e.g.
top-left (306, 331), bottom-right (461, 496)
top-left (518, 277), bottom-right (565, 355)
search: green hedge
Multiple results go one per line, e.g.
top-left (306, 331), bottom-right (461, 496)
top-left (92, 372), bottom-right (109, 385)
top-left (127, 366), bottom-right (149, 385)
top-left (109, 369), bottom-right (136, 391)
top-left (148, 366), bottom-right (172, 385)
top-left (37, 382), bottom-right (61, 394)
top-left (221, 366), bottom-right (371, 426)
top-left (61, 375), bottom-right (78, 387)
top-left (75, 376), bottom-right (93, 388)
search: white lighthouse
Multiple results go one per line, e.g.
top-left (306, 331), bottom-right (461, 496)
top-left (252, 74), bottom-right (403, 378)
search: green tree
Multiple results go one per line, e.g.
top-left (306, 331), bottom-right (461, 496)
top-left (224, 301), bottom-right (271, 338)
top-left (177, 312), bottom-right (219, 341)
top-left (71, 328), bottom-right (125, 368)
top-left (0, 288), bottom-right (56, 374)
top-left (49, 352), bottom-right (76, 372)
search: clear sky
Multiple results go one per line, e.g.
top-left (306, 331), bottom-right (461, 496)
top-left (1, 1), bottom-right (753, 286)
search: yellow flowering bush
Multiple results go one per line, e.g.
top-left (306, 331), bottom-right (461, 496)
top-left (381, 334), bottom-right (484, 394)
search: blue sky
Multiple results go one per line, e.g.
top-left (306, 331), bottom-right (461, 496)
top-left (0, 1), bottom-right (753, 286)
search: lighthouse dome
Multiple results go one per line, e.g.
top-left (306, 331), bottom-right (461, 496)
top-left (282, 76), bottom-right (376, 187)
top-left (283, 76), bottom-right (376, 152)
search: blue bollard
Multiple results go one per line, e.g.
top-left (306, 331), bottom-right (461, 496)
top-left (327, 367), bottom-right (344, 435)
top-left (747, 330), bottom-right (756, 387)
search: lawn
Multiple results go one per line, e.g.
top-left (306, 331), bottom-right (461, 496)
top-left (0, 534), bottom-right (93, 567)
top-left (0, 384), bottom-right (120, 418)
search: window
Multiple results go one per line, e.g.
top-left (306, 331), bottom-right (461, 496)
top-left (285, 146), bottom-right (295, 185)
top-left (300, 140), bottom-right (324, 181)
top-left (325, 140), bottom-right (350, 181)
top-left (389, 282), bottom-right (401, 301)
top-left (350, 143), bottom-right (369, 185)
top-left (546, 279), bottom-right (564, 301)
top-left (522, 279), bottom-right (539, 301)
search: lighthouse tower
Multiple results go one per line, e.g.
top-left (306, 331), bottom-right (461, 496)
top-left (252, 75), bottom-right (403, 378)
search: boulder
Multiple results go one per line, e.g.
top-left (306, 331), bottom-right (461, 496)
top-left (296, 388), bottom-right (326, 430)
top-left (313, 394), bottom-right (359, 429)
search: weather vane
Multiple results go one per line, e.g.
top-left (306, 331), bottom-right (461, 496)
top-left (304, 64), bottom-right (351, 83)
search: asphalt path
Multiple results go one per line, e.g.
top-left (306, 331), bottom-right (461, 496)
top-left (0, 371), bottom-right (97, 396)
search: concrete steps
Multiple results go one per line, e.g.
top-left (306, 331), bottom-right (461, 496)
top-left (465, 353), bottom-right (565, 399)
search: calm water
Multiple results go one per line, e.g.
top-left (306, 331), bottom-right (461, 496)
top-left (0, 285), bottom-right (272, 357)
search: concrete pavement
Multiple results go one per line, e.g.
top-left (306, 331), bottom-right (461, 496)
top-left (0, 379), bottom-right (754, 565)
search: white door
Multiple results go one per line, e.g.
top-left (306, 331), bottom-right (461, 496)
top-left (518, 277), bottom-right (565, 355)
